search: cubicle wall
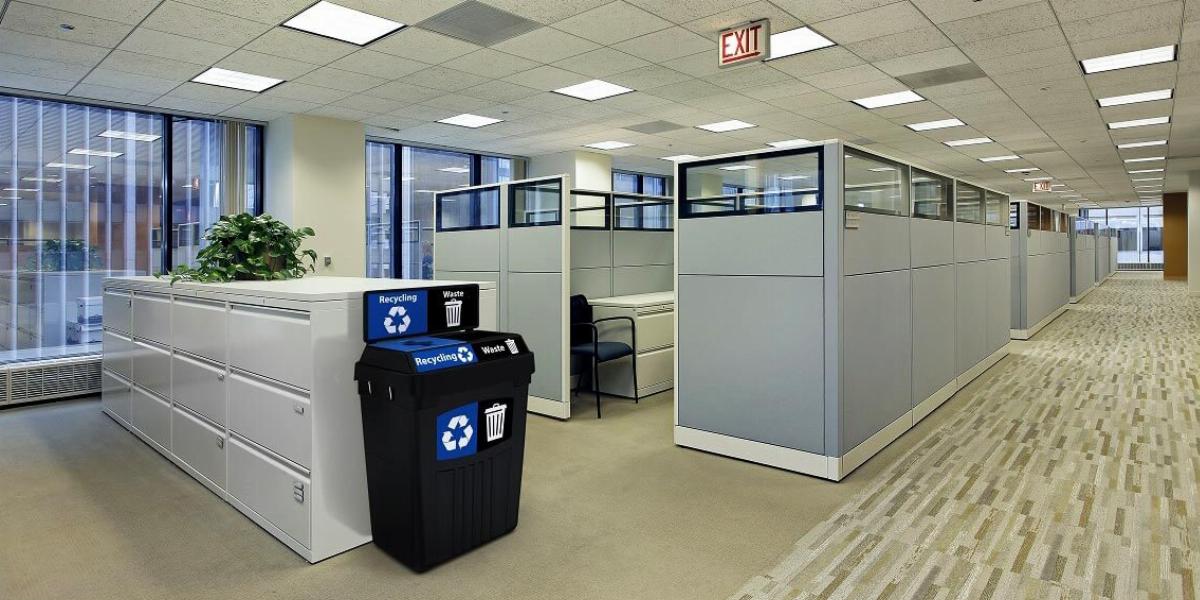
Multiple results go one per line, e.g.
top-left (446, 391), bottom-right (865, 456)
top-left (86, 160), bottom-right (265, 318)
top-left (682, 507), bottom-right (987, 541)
top-left (674, 142), bottom-right (1011, 481)
top-left (1070, 218), bottom-right (1098, 303)
top-left (1010, 201), bottom-right (1071, 339)
top-left (569, 191), bottom-right (673, 298)
top-left (434, 176), bottom-right (571, 418)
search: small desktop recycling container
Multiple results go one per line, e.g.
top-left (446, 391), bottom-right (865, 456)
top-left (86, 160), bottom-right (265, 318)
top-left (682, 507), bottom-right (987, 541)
top-left (354, 285), bottom-right (535, 572)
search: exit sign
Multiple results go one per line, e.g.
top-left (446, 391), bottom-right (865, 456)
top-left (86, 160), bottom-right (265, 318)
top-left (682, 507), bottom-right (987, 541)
top-left (718, 20), bottom-right (769, 68)
top-left (1032, 181), bottom-right (1052, 192)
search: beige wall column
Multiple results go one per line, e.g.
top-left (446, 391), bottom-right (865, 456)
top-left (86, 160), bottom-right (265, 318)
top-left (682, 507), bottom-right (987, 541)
top-left (528, 151), bottom-right (613, 190)
top-left (265, 114), bottom-right (365, 277)
top-left (1189, 172), bottom-right (1200, 294)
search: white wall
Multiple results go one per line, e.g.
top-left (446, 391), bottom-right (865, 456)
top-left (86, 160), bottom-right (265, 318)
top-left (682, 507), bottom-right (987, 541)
top-left (265, 115), bottom-right (366, 277)
top-left (529, 151), bottom-right (612, 191)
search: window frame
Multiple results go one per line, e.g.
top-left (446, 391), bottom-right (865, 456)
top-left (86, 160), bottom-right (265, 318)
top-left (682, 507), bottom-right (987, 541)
top-left (679, 147), bottom-right (824, 219)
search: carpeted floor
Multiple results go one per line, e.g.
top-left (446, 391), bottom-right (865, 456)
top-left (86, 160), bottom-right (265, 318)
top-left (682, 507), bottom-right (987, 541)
top-left (730, 273), bottom-right (1200, 600)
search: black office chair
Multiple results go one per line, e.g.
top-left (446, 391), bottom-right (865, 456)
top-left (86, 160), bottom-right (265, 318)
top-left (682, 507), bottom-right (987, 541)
top-left (569, 294), bottom-right (638, 418)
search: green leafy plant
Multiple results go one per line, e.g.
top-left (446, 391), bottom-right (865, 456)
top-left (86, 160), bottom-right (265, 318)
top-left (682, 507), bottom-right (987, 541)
top-left (161, 213), bottom-right (317, 284)
top-left (27, 239), bottom-right (103, 272)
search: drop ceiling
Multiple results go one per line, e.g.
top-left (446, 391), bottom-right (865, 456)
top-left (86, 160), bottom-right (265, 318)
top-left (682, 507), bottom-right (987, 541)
top-left (0, 0), bottom-right (1197, 207)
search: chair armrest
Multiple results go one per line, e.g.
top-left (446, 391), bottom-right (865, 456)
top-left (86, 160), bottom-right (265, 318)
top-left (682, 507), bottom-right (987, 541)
top-left (592, 316), bottom-right (636, 348)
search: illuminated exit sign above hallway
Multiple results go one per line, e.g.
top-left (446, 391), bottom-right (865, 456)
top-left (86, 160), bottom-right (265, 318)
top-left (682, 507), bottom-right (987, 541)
top-left (718, 20), bottom-right (769, 68)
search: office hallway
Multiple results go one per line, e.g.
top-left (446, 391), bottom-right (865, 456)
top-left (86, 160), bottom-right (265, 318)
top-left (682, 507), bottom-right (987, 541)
top-left (732, 273), bottom-right (1200, 600)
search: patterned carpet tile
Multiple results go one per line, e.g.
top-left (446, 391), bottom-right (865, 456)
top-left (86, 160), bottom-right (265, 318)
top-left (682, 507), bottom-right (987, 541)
top-left (733, 276), bottom-right (1200, 600)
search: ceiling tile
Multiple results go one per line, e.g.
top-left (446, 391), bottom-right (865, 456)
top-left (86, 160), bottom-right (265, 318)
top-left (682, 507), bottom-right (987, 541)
top-left (235, 95), bottom-right (324, 114)
top-left (337, 0), bottom-right (467, 24)
top-left (553, 2), bottom-right (673, 45)
top-left (70, 82), bottom-right (159, 105)
top-left (911, 0), bottom-right (1043, 24)
top-left (441, 49), bottom-right (541, 79)
top-left (814, 2), bottom-right (932, 44)
top-left (119, 28), bottom-right (237, 65)
top-left (396, 66), bottom-right (491, 91)
top-left (703, 64), bottom-right (797, 90)
top-left (843, 26), bottom-right (955, 63)
top-left (265, 82), bottom-right (352, 104)
top-left (152, 95), bottom-right (239, 115)
top-left (0, 70), bottom-right (74, 94)
top-left (480, 0), bottom-right (612, 24)
top-left (1060, 2), bottom-right (1183, 45)
top-left (215, 50), bottom-right (320, 81)
top-left (244, 28), bottom-right (358, 65)
top-left (874, 47), bottom-right (972, 78)
top-left (660, 51), bottom-right (722, 78)
top-left (294, 67), bottom-right (389, 93)
top-left (938, 2), bottom-right (1059, 44)
top-left (0, 30), bottom-right (109, 67)
top-left (799, 64), bottom-right (891, 90)
top-left (20, 0), bottom-right (160, 24)
top-left (624, 0), bottom-right (757, 24)
top-left (0, 52), bottom-right (91, 82)
top-left (365, 81), bottom-right (444, 103)
top-left (552, 48), bottom-right (651, 78)
top-left (328, 95), bottom-right (409, 115)
top-left (97, 50), bottom-right (207, 81)
top-left (305, 104), bottom-right (377, 122)
top-left (766, 47), bottom-right (865, 78)
top-left (172, 0), bottom-right (313, 25)
top-left (680, 1), bottom-right (802, 37)
top-left (1, 1), bottom-right (133, 48)
top-left (503, 65), bottom-right (587, 89)
top-left (459, 80), bottom-right (541, 103)
top-left (327, 50), bottom-right (429, 80)
top-left (510, 91), bottom-right (587, 112)
top-left (419, 93), bottom-right (492, 113)
top-left (492, 27), bottom-right (599, 62)
top-left (77, 68), bottom-right (182, 96)
top-left (142, 2), bottom-right (273, 48)
top-left (770, 0), bottom-right (901, 23)
top-left (369, 28), bottom-right (481, 64)
top-left (612, 27), bottom-right (713, 63)
top-left (168, 81), bottom-right (258, 105)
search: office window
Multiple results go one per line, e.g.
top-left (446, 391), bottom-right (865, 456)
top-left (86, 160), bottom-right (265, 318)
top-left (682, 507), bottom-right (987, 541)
top-left (365, 142), bottom-right (521, 279)
top-left (956, 183), bottom-right (984, 224)
top-left (1088, 206), bottom-right (1163, 268)
top-left (985, 191), bottom-right (1007, 226)
top-left (0, 93), bottom-right (258, 363)
top-left (844, 151), bottom-right (906, 216)
top-left (613, 171), bottom-right (639, 193)
top-left (682, 150), bottom-right (821, 217)
top-left (612, 170), bottom-right (670, 196)
top-left (911, 168), bottom-right (952, 221)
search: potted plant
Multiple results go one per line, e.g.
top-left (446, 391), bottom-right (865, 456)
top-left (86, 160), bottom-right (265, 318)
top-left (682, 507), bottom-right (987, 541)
top-left (162, 213), bottom-right (318, 284)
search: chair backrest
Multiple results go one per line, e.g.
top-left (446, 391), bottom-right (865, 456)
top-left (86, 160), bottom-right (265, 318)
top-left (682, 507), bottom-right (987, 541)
top-left (569, 294), bottom-right (592, 346)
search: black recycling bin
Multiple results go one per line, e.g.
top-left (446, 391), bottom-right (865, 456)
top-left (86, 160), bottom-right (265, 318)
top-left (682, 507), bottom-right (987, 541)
top-left (355, 330), bottom-right (535, 572)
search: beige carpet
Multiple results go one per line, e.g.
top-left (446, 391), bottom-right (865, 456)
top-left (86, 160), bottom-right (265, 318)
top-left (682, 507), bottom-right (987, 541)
top-left (731, 273), bottom-right (1200, 600)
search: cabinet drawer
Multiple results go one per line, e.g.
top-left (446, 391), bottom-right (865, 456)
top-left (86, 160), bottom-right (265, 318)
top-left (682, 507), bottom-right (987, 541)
top-left (101, 371), bottom-right (131, 424)
top-left (131, 386), bottom-right (171, 449)
top-left (595, 307), bottom-right (674, 352)
top-left (130, 340), bottom-right (171, 399)
top-left (132, 292), bottom-right (171, 346)
top-left (103, 291), bottom-right (131, 334)
top-left (228, 305), bottom-right (312, 390)
top-left (172, 353), bottom-right (226, 426)
top-left (228, 372), bottom-right (311, 469)
top-left (103, 330), bottom-right (132, 380)
top-left (638, 346), bottom-right (674, 386)
top-left (173, 297), bottom-right (226, 361)
top-left (172, 407), bottom-right (226, 489)
top-left (227, 437), bottom-right (311, 548)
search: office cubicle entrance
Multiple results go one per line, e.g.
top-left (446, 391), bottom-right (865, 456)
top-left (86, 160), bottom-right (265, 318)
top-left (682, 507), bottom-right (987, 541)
top-left (434, 180), bottom-right (674, 419)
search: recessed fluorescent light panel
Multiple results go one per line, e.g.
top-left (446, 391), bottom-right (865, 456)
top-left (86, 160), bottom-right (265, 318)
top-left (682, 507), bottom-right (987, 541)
top-left (1108, 116), bottom-right (1169, 130)
top-left (1116, 140), bottom-right (1167, 149)
top-left (191, 67), bottom-right (282, 92)
top-left (767, 27), bottom-right (835, 60)
top-left (283, 1), bottom-right (405, 46)
top-left (1132, 177), bottom-right (1163, 181)
top-left (98, 130), bottom-right (160, 142)
top-left (1080, 45), bottom-right (1176, 74)
top-left (767, 139), bottom-right (813, 148)
top-left (852, 90), bottom-right (924, 109)
top-left (1097, 89), bottom-right (1172, 107)
top-left (906, 118), bottom-right (963, 131)
top-left (45, 162), bottom-right (92, 170)
top-left (696, 120), bottom-right (755, 133)
top-left (1024, 177), bottom-right (1053, 182)
top-left (437, 113), bottom-right (502, 128)
top-left (661, 154), bottom-right (698, 161)
top-left (979, 155), bottom-right (1020, 162)
top-left (719, 165), bottom-right (755, 171)
top-left (69, 148), bottom-right (122, 158)
top-left (869, 167), bottom-right (896, 172)
top-left (1123, 156), bottom-right (1165, 163)
top-left (1005, 167), bottom-right (1040, 173)
top-left (1128, 168), bottom-right (1165, 174)
top-left (944, 137), bottom-right (992, 147)
top-left (553, 79), bottom-right (633, 101)
top-left (583, 141), bottom-right (634, 150)
top-left (438, 167), bottom-right (470, 173)
top-left (22, 176), bottom-right (61, 183)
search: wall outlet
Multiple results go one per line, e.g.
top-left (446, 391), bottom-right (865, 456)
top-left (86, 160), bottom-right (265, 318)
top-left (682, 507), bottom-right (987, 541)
top-left (323, 256), bottom-right (332, 267)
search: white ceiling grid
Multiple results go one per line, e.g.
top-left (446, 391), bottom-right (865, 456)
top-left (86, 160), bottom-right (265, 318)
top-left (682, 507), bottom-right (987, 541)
top-left (0, 0), bottom-right (1196, 204)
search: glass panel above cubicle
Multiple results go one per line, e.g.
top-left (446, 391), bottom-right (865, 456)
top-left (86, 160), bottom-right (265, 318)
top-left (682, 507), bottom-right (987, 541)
top-left (956, 182), bottom-right (984, 224)
top-left (510, 179), bottom-right (563, 226)
top-left (614, 194), bottom-right (673, 230)
top-left (912, 168), bottom-right (952, 221)
top-left (436, 186), bottom-right (501, 232)
top-left (570, 190), bottom-right (609, 229)
top-left (680, 149), bottom-right (821, 218)
top-left (1039, 206), bottom-right (1052, 231)
top-left (844, 150), bottom-right (907, 216)
top-left (985, 191), bottom-right (1007, 226)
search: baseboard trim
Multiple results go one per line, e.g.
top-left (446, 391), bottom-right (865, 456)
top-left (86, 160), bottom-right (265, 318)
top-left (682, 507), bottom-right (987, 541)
top-left (1011, 305), bottom-right (1066, 340)
top-left (674, 426), bottom-right (834, 479)
top-left (913, 378), bottom-right (958, 425)
top-left (528, 394), bottom-right (570, 420)
top-left (834, 410), bottom-right (912, 480)
top-left (957, 345), bottom-right (1008, 388)
top-left (1069, 285), bottom-right (1095, 304)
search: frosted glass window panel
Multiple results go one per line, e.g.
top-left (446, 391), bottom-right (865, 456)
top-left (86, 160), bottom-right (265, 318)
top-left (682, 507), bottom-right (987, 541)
top-left (912, 168), bottom-right (952, 221)
top-left (681, 150), bottom-right (821, 217)
top-left (437, 187), bottom-right (500, 231)
top-left (510, 179), bottom-right (562, 226)
top-left (844, 151), bottom-right (907, 216)
top-left (985, 191), bottom-right (1007, 225)
top-left (570, 191), bottom-right (608, 229)
top-left (401, 147), bottom-right (471, 278)
top-left (955, 183), bottom-right (984, 224)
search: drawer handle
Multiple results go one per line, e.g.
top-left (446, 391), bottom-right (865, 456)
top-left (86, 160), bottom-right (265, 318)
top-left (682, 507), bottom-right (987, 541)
top-left (216, 372), bottom-right (225, 381)
top-left (293, 482), bottom-right (305, 504)
top-left (293, 404), bottom-right (305, 415)
top-left (215, 436), bottom-right (224, 449)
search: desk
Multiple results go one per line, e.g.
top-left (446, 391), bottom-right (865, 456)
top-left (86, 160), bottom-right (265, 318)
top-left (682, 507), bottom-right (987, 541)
top-left (590, 292), bottom-right (674, 398)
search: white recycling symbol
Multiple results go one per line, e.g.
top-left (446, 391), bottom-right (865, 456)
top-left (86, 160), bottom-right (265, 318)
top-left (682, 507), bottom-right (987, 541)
top-left (383, 305), bottom-right (411, 334)
top-left (457, 346), bottom-right (475, 363)
top-left (441, 414), bottom-right (474, 452)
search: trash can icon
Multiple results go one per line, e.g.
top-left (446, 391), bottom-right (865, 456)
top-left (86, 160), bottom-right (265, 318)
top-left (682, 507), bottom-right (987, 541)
top-left (444, 299), bottom-right (463, 327)
top-left (484, 403), bottom-right (506, 443)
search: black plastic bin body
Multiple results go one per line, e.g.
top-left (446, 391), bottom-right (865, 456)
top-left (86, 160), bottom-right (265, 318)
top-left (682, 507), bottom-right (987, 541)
top-left (354, 331), bottom-right (535, 572)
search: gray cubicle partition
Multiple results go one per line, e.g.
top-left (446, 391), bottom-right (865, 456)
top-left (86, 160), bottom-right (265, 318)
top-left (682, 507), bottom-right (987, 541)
top-left (434, 176), bottom-right (572, 419)
top-left (1010, 201), bottom-right (1071, 340)
top-left (673, 141), bottom-right (1011, 481)
top-left (569, 191), bottom-right (673, 298)
top-left (1070, 217), bottom-right (1098, 303)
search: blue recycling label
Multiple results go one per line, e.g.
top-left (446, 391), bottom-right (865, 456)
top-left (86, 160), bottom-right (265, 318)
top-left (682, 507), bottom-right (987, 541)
top-left (411, 343), bottom-right (478, 372)
top-left (365, 290), bottom-right (428, 341)
top-left (436, 402), bottom-right (478, 461)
